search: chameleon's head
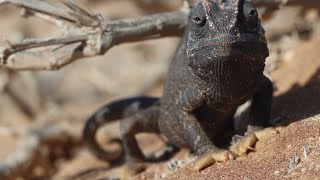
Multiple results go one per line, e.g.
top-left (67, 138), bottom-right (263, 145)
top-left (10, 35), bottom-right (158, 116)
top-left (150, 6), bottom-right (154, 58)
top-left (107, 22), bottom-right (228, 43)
top-left (186, 0), bottom-right (269, 104)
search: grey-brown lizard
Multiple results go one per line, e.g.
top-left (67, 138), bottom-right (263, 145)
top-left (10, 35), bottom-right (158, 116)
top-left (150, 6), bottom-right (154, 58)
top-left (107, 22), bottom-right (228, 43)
top-left (83, 0), bottom-right (277, 176)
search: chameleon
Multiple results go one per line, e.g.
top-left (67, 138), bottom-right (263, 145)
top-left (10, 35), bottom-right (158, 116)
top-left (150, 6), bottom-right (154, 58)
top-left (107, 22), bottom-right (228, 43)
top-left (83, 0), bottom-right (277, 176)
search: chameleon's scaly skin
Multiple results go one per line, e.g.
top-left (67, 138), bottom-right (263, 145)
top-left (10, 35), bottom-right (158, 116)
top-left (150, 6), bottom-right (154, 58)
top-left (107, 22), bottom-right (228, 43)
top-left (83, 0), bottom-right (273, 174)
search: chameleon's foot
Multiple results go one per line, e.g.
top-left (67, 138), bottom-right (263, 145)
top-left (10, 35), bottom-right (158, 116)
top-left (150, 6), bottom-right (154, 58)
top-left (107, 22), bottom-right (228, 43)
top-left (253, 127), bottom-right (279, 140)
top-left (193, 150), bottom-right (235, 171)
top-left (230, 133), bottom-right (257, 156)
top-left (230, 127), bottom-right (279, 156)
top-left (121, 161), bottom-right (148, 180)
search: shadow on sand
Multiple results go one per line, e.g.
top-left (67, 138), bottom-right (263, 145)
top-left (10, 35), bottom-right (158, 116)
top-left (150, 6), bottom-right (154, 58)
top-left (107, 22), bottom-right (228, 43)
top-left (272, 68), bottom-right (320, 125)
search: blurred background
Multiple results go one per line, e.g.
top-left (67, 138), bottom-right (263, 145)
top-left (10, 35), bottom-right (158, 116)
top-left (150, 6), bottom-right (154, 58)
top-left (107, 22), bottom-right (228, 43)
top-left (0, 0), bottom-right (320, 179)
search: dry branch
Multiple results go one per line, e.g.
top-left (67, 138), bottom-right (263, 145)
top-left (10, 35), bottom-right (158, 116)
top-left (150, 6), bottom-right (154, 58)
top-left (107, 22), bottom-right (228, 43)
top-left (0, 0), bottom-right (188, 70)
top-left (0, 0), bottom-right (100, 27)
top-left (0, 0), bottom-right (319, 71)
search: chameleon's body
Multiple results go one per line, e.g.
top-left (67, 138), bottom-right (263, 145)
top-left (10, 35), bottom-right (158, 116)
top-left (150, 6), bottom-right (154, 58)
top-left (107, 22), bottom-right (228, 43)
top-left (83, 0), bottom-right (274, 175)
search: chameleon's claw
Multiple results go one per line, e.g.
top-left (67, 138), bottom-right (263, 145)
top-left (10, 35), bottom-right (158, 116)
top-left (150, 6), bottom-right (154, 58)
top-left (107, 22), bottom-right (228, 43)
top-left (194, 155), bottom-right (215, 172)
top-left (230, 133), bottom-right (258, 156)
top-left (246, 146), bottom-right (256, 151)
top-left (230, 127), bottom-right (279, 156)
top-left (193, 150), bottom-right (235, 172)
top-left (254, 127), bottom-right (279, 140)
top-left (121, 162), bottom-right (148, 180)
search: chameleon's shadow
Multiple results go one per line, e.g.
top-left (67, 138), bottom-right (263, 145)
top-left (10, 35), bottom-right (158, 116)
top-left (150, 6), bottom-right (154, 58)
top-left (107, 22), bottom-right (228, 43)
top-left (271, 68), bottom-right (320, 126)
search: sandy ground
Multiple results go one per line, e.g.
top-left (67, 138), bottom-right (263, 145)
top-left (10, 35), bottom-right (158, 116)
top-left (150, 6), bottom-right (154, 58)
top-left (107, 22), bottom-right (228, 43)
top-left (50, 29), bottom-right (320, 180)
top-left (1, 1), bottom-right (320, 180)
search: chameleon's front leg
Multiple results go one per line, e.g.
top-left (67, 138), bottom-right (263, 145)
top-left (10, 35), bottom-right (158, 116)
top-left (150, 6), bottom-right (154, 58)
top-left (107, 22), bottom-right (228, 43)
top-left (178, 88), bottom-right (235, 171)
top-left (249, 75), bottom-right (273, 128)
top-left (231, 75), bottom-right (278, 156)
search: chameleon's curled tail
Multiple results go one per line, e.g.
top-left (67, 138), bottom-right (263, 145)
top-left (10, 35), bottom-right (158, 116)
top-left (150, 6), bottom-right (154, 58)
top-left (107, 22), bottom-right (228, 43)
top-left (83, 96), bottom-right (159, 163)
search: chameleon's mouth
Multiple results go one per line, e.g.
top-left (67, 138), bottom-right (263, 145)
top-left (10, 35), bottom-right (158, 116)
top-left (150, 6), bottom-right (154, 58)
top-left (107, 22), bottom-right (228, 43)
top-left (187, 34), bottom-right (267, 54)
top-left (187, 34), bottom-right (268, 61)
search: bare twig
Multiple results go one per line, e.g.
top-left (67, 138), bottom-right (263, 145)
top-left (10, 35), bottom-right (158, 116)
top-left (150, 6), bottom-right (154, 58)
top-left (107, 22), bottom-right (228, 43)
top-left (0, 0), bottom-right (188, 70)
top-left (2, 34), bottom-right (91, 58)
top-left (0, 0), bottom-right (100, 27)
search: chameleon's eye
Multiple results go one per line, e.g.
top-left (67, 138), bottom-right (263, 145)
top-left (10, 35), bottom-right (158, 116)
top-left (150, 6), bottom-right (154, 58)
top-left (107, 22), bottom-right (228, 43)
top-left (242, 1), bottom-right (258, 27)
top-left (193, 16), bottom-right (206, 27)
top-left (189, 4), bottom-right (206, 37)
